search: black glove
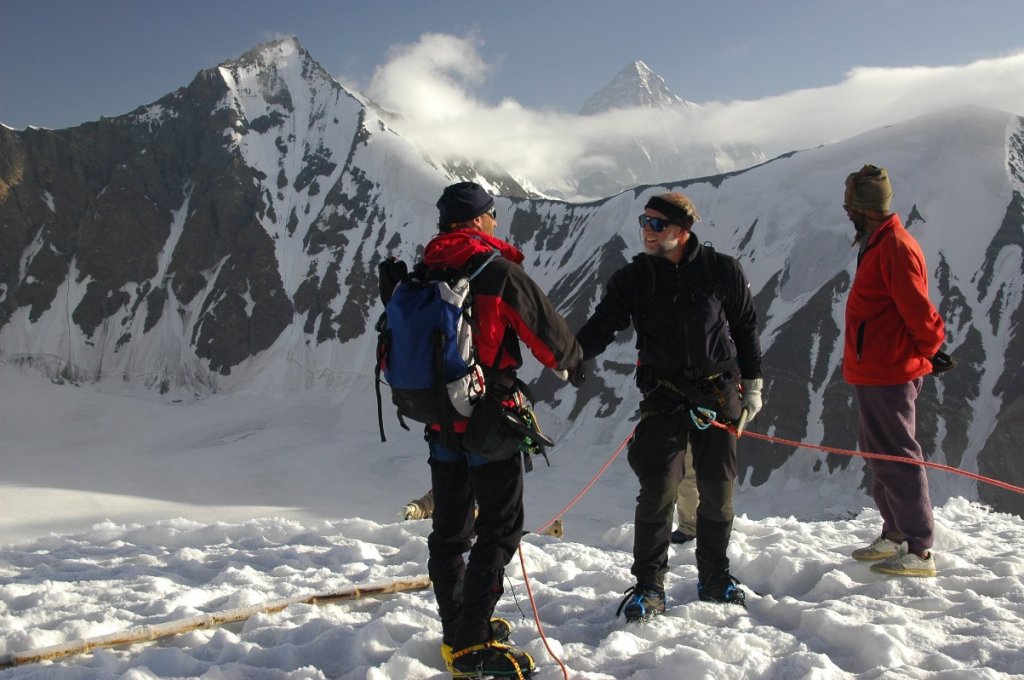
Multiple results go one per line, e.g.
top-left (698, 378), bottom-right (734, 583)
top-left (930, 349), bottom-right (956, 375)
top-left (377, 256), bottom-right (408, 304)
top-left (568, 361), bottom-right (586, 387)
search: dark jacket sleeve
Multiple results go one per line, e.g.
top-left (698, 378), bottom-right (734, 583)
top-left (575, 265), bottom-right (635, 361)
top-left (722, 258), bottom-right (762, 380)
top-left (475, 258), bottom-right (583, 371)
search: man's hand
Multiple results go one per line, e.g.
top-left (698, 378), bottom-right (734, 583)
top-left (930, 350), bottom-right (956, 375)
top-left (552, 361), bottom-right (586, 387)
top-left (568, 361), bottom-right (586, 387)
top-left (737, 378), bottom-right (763, 437)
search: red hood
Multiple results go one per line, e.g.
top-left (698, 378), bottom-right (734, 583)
top-left (423, 229), bottom-right (524, 269)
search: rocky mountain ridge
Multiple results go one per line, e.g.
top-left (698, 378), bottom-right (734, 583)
top-left (1, 38), bottom-right (1022, 516)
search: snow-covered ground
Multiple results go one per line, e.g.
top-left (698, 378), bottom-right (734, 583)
top-left (2, 366), bottom-right (1023, 679)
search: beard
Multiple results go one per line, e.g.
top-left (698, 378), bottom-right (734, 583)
top-left (849, 213), bottom-right (870, 246)
top-left (645, 234), bottom-right (681, 256)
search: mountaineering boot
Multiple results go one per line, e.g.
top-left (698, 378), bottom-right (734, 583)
top-left (615, 584), bottom-right (667, 622)
top-left (442, 618), bottom-right (514, 671)
top-left (698, 572), bottom-right (747, 607)
top-left (870, 549), bottom-right (937, 577)
top-left (450, 640), bottom-right (535, 678)
top-left (671, 529), bottom-right (695, 544)
top-left (852, 536), bottom-right (906, 561)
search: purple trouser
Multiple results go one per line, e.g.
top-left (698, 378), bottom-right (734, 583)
top-left (854, 378), bottom-right (934, 554)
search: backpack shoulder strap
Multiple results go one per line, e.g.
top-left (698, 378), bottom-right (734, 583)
top-left (699, 241), bottom-right (718, 282)
top-left (419, 242), bottom-right (501, 285)
top-left (464, 248), bottom-right (501, 280)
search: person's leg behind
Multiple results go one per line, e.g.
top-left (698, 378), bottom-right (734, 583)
top-left (673, 444), bottom-right (698, 542)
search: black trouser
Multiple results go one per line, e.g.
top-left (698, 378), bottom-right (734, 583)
top-left (427, 453), bottom-right (525, 650)
top-left (627, 380), bottom-right (740, 589)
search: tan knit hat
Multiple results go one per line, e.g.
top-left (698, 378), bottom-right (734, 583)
top-left (844, 164), bottom-right (893, 213)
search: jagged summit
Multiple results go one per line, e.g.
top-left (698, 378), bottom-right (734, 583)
top-left (231, 36), bottom-right (306, 67)
top-left (215, 36), bottom-right (343, 99)
top-left (579, 60), bottom-right (696, 115)
top-left (571, 60), bottom-right (746, 198)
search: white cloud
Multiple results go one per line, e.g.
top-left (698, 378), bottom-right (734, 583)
top-left (368, 33), bottom-right (489, 121)
top-left (700, 52), bottom-right (1024, 155)
top-left (366, 35), bottom-right (1024, 194)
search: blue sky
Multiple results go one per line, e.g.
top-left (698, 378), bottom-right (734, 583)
top-left (3, 0), bottom-right (1024, 131)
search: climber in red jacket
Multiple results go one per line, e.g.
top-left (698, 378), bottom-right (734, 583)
top-left (842, 164), bottom-right (953, 578)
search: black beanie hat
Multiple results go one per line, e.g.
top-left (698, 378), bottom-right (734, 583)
top-left (436, 182), bottom-right (495, 227)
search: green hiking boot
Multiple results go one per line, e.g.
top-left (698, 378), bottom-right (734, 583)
top-left (852, 536), bottom-right (905, 561)
top-left (870, 549), bottom-right (937, 577)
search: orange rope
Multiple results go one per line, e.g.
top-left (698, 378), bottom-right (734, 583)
top-left (517, 546), bottom-right (568, 679)
top-left (715, 421), bottom-right (1024, 495)
top-left (516, 427), bottom-right (635, 680)
top-left (511, 418), bottom-right (1023, 680)
top-left (532, 427), bottom-right (636, 536)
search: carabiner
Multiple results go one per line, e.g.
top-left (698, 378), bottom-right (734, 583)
top-left (689, 406), bottom-right (717, 430)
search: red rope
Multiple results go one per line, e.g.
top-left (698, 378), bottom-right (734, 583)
top-left (517, 547), bottom-right (568, 679)
top-left (511, 418), bottom-right (1021, 678)
top-left (532, 427), bottom-right (636, 536)
top-left (517, 426), bottom-right (635, 679)
top-left (713, 421), bottom-right (1024, 495)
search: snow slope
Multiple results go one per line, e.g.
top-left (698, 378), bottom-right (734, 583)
top-left (2, 367), bottom-right (1023, 679)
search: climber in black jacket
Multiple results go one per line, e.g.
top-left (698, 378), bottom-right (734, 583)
top-left (576, 191), bottom-right (764, 618)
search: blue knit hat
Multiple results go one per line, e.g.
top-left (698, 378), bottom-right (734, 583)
top-left (436, 182), bottom-right (494, 227)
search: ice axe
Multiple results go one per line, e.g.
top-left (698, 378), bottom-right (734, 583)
top-left (735, 409), bottom-right (750, 438)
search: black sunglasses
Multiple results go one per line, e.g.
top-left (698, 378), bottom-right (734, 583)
top-left (638, 215), bottom-right (676, 232)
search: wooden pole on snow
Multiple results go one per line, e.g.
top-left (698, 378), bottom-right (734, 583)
top-left (0, 575), bottom-right (431, 670)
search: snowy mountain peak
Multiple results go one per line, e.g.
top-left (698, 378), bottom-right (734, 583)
top-left (579, 60), bottom-right (697, 114)
top-left (230, 36), bottom-right (306, 69)
top-left (217, 36), bottom-right (337, 100)
top-left (571, 61), bottom-right (749, 197)
top-left (3, 38), bottom-right (1024, 521)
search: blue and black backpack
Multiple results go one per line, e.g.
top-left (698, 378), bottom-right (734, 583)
top-left (374, 249), bottom-right (500, 446)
